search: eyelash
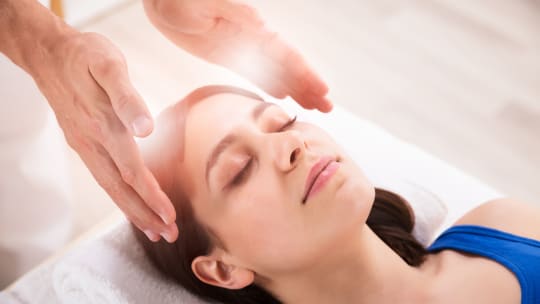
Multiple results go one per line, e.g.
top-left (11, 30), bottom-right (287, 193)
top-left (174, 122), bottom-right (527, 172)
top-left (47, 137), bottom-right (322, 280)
top-left (228, 115), bottom-right (298, 187)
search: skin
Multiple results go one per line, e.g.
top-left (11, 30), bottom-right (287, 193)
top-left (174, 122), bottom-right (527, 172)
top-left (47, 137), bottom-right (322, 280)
top-left (144, 92), bottom-right (540, 303)
top-left (0, 0), bottom-right (332, 243)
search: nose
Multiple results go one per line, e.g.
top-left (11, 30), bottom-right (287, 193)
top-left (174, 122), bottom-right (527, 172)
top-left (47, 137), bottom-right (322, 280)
top-left (272, 130), bottom-right (306, 172)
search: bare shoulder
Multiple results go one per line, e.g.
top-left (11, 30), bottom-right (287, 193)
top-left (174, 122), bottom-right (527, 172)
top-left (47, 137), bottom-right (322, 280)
top-left (453, 198), bottom-right (540, 241)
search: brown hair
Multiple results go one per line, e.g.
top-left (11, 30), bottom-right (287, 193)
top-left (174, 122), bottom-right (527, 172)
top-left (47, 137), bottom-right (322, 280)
top-left (132, 85), bottom-right (428, 304)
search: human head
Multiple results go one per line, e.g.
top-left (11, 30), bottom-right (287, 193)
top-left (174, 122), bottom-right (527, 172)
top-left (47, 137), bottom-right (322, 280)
top-left (133, 86), bottom-right (425, 303)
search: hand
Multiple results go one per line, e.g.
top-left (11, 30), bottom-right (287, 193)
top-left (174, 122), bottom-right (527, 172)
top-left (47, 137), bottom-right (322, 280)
top-left (30, 31), bottom-right (178, 243)
top-left (144, 0), bottom-right (332, 112)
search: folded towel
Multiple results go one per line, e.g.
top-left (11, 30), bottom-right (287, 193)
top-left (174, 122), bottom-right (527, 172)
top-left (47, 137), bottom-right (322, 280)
top-left (52, 220), bottom-right (206, 304)
top-left (0, 291), bottom-right (19, 304)
top-left (377, 178), bottom-right (448, 245)
top-left (54, 262), bottom-right (128, 304)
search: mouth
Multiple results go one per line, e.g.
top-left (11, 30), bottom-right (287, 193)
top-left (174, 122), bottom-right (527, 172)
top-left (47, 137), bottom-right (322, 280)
top-left (302, 156), bottom-right (340, 204)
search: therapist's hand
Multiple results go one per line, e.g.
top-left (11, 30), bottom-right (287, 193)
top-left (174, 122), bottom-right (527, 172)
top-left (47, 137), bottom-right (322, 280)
top-left (31, 31), bottom-right (178, 243)
top-left (143, 0), bottom-right (332, 112)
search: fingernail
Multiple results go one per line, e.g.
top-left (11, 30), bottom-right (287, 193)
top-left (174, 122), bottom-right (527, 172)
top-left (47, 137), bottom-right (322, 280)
top-left (144, 230), bottom-right (160, 242)
top-left (161, 230), bottom-right (174, 243)
top-left (132, 116), bottom-right (152, 137)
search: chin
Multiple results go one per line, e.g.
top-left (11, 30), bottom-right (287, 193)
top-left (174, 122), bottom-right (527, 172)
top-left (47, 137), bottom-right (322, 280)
top-left (335, 176), bottom-right (375, 225)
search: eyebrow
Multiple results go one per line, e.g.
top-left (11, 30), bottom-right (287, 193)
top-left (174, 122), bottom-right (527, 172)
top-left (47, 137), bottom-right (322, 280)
top-left (205, 102), bottom-right (275, 189)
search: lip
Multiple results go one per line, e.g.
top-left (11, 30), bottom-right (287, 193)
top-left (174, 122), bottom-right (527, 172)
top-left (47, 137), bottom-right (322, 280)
top-left (302, 156), bottom-right (338, 204)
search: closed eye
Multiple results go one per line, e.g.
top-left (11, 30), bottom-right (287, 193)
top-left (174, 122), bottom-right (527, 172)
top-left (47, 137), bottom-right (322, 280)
top-left (279, 115), bottom-right (297, 131)
top-left (229, 158), bottom-right (253, 187)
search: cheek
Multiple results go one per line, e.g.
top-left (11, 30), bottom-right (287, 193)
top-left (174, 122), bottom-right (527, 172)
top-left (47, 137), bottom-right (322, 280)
top-left (217, 186), bottom-right (311, 271)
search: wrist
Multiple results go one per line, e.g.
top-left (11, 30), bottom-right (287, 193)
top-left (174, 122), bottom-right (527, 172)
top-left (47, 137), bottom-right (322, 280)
top-left (24, 21), bottom-right (78, 75)
top-left (0, 0), bottom-right (77, 75)
top-left (21, 10), bottom-right (78, 77)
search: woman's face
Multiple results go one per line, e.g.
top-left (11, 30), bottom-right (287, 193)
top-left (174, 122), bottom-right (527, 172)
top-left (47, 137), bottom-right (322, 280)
top-left (181, 93), bottom-right (375, 276)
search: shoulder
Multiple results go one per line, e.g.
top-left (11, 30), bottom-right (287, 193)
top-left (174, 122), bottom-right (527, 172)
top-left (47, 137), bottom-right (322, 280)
top-left (453, 198), bottom-right (540, 241)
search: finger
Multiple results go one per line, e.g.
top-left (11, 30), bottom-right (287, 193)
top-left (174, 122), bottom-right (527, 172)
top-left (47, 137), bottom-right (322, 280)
top-left (260, 33), bottom-right (329, 97)
top-left (254, 49), bottom-right (331, 110)
top-left (282, 71), bottom-right (333, 112)
top-left (78, 145), bottom-right (179, 243)
top-left (99, 123), bottom-right (177, 226)
top-left (89, 57), bottom-right (154, 138)
top-left (290, 91), bottom-right (334, 113)
top-left (245, 28), bottom-right (331, 111)
top-left (270, 64), bottom-right (333, 111)
top-left (218, 1), bottom-right (265, 28)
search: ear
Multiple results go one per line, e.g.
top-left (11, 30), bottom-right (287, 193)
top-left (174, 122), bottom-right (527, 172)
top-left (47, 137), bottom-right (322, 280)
top-left (192, 255), bottom-right (255, 289)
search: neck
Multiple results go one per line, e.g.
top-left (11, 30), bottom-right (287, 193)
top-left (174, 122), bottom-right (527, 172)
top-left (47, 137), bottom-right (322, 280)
top-left (266, 226), bottom-right (441, 304)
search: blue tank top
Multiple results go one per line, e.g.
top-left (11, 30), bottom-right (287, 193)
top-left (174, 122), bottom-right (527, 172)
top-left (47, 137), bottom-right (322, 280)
top-left (428, 225), bottom-right (540, 304)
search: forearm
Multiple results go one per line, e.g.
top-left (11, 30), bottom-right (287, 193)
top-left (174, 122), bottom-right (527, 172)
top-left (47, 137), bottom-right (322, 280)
top-left (0, 0), bottom-right (76, 75)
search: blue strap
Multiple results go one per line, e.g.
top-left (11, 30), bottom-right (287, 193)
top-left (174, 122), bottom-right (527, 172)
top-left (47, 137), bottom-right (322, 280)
top-left (428, 225), bottom-right (540, 304)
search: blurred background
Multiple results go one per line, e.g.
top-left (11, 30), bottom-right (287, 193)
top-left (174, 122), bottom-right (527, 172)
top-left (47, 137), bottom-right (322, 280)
top-left (56, 0), bottom-right (539, 241)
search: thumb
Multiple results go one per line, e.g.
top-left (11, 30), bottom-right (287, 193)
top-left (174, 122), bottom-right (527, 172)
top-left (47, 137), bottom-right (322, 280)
top-left (90, 61), bottom-right (154, 137)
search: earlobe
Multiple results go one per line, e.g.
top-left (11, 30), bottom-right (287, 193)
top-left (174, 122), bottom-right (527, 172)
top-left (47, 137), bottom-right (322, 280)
top-left (192, 256), bottom-right (254, 289)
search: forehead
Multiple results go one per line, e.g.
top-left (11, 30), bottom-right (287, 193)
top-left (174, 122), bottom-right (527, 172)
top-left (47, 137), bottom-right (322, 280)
top-left (187, 93), bottom-right (261, 131)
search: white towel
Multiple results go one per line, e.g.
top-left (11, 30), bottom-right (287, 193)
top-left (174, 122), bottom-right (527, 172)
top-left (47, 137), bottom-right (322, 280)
top-left (53, 260), bottom-right (128, 304)
top-left (376, 178), bottom-right (448, 245)
top-left (52, 220), bottom-right (206, 304)
top-left (0, 291), bottom-right (19, 304)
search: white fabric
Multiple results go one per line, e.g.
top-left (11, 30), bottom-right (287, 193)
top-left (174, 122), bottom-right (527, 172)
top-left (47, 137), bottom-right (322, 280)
top-left (3, 97), bottom-right (503, 303)
top-left (0, 291), bottom-right (18, 304)
top-left (53, 221), bottom-right (205, 304)
top-left (0, 54), bottom-right (74, 289)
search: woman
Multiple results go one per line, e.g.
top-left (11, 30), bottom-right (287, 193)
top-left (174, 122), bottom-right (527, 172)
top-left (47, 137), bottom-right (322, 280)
top-left (133, 85), bottom-right (540, 304)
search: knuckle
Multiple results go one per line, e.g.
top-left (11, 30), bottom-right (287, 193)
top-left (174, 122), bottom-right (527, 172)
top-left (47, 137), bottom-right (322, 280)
top-left (64, 133), bottom-right (80, 150)
top-left (120, 167), bottom-right (137, 185)
top-left (94, 176), bottom-right (110, 190)
top-left (94, 57), bottom-right (117, 77)
top-left (65, 131), bottom-right (91, 152)
top-left (92, 55), bottom-right (123, 77)
top-left (113, 93), bottom-right (135, 113)
top-left (98, 178), bottom-right (122, 197)
top-left (102, 53), bottom-right (121, 67)
top-left (88, 118), bottom-right (106, 143)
